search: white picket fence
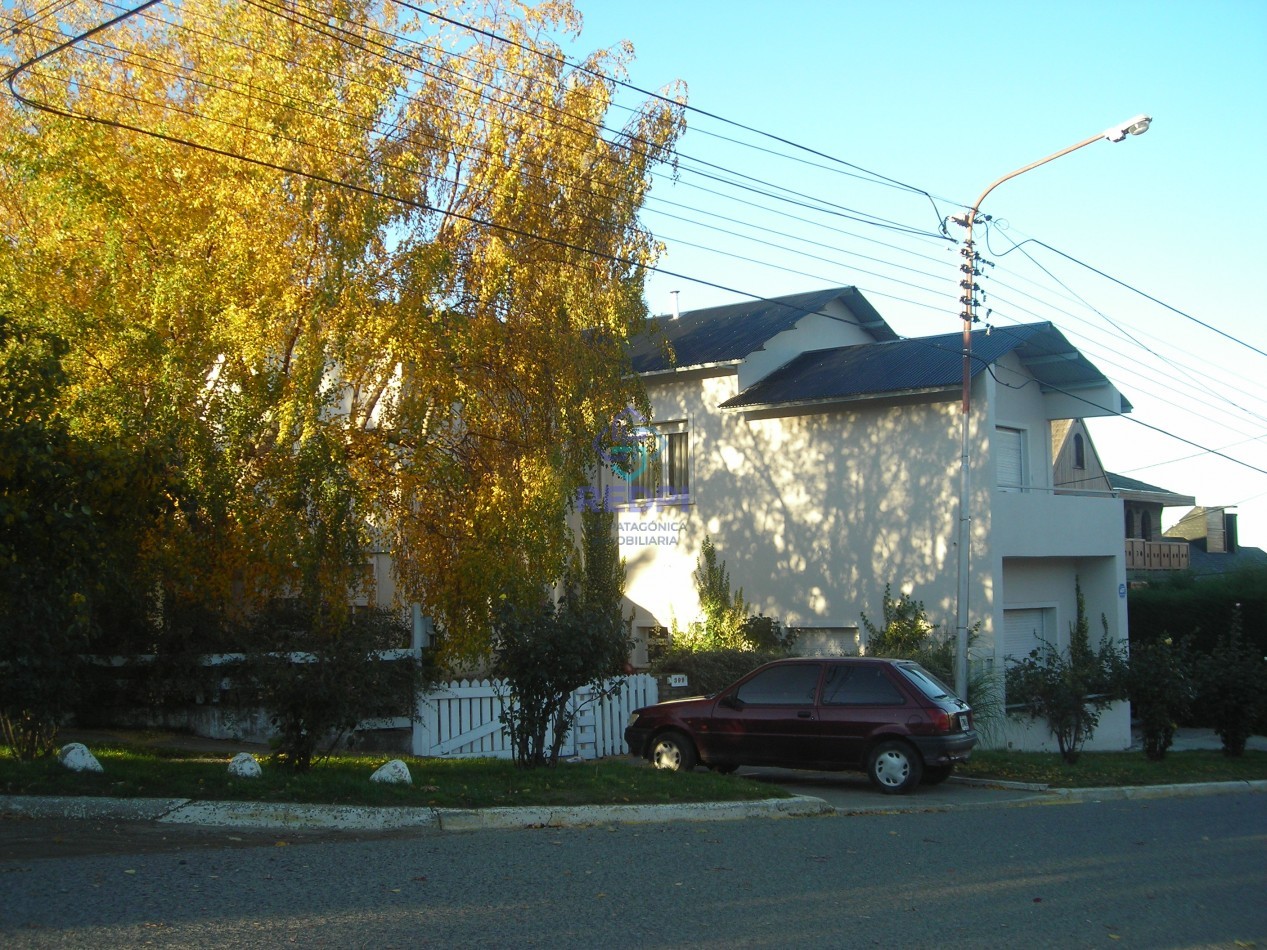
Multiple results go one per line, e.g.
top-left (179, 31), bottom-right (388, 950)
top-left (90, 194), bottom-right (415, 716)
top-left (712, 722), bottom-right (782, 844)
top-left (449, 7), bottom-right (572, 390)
top-left (412, 674), bottom-right (658, 761)
top-left (86, 651), bottom-right (657, 760)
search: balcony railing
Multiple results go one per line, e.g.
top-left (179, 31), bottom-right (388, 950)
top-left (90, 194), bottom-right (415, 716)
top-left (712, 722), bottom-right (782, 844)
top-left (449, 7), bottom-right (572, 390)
top-left (1125, 538), bottom-right (1189, 571)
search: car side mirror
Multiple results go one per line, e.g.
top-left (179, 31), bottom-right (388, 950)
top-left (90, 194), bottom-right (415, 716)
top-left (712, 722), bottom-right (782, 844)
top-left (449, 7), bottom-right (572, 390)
top-left (718, 693), bottom-right (744, 710)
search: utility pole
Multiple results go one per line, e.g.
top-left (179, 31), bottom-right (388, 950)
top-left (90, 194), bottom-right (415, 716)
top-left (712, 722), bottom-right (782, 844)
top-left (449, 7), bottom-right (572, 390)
top-left (949, 114), bottom-right (1152, 700)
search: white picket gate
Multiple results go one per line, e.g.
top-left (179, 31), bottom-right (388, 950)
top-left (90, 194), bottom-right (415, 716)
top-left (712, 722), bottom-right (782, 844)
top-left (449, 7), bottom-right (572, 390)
top-left (411, 674), bottom-right (658, 760)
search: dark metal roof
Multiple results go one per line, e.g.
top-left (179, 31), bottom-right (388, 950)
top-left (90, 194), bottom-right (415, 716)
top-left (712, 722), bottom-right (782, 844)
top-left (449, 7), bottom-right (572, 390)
top-left (719, 323), bottom-right (1122, 411)
top-left (1107, 473), bottom-right (1188, 496)
top-left (1185, 543), bottom-right (1267, 577)
top-left (628, 286), bottom-right (896, 374)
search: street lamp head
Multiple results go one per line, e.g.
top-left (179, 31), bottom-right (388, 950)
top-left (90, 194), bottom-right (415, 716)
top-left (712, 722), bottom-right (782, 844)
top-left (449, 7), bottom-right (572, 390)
top-left (1104, 114), bottom-right (1152, 143)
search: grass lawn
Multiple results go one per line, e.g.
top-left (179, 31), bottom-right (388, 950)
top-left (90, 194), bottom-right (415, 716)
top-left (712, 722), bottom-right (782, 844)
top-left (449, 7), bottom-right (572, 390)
top-left (957, 748), bottom-right (1267, 788)
top-left (0, 744), bottom-right (783, 810)
top-left (2, 741), bottom-right (1264, 809)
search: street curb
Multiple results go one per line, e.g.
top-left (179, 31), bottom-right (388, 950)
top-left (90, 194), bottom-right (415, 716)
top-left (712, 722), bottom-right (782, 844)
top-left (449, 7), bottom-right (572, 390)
top-left (1048, 779), bottom-right (1267, 802)
top-left (1, 795), bottom-right (190, 822)
top-left (950, 776), bottom-right (1052, 792)
top-left (161, 800), bottom-right (441, 830)
top-left (1, 793), bottom-right (832, 832)
top-left (3, 783), bottom-right (1262, 832)
top-left (433, 795), bottom-right (833, 831)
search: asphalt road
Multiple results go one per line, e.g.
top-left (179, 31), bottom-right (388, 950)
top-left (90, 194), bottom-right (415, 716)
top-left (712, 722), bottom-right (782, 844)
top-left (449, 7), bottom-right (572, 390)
top-left (2, 791), bottom-right (1265, 949)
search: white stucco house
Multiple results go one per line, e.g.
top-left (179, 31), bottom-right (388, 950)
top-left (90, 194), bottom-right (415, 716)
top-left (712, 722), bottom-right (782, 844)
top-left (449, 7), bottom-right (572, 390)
top-left (590, 286), bottom-right (1133, 751)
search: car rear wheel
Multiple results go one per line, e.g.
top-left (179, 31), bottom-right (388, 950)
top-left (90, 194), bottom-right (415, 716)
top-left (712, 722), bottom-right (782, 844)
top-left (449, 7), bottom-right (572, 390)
top-left (922, 764), bottom-right (954, 786)
top-left (867, 739), bottom-right (923, 794)
top-left (650, 731), bottom-right (697, 772)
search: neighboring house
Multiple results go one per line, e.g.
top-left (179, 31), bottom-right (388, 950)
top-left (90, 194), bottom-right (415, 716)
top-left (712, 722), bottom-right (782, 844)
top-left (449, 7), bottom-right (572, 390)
top-left (598, 286), bottom-right (1133, 751)
top-left (1050, 419), bottom-right (1265, 581)
top-left (1051, 421), bottom-right (1197, 577)
top-left (1109, 472), bottom-right (1196, 577)
top-left (1164, 506), bottom-right (1267, 578)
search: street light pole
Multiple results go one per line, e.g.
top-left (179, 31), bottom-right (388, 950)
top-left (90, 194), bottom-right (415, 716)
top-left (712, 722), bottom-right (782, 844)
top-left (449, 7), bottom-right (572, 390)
top-left (950, 114), bottom-right (1152, 700)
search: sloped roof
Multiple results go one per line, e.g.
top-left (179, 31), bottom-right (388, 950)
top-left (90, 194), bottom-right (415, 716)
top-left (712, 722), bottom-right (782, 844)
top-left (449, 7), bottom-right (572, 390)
top-left (719, 323), bottom-right (1124, 411)
top-left (1187, 543), bottom-right (1267, 576)
top-left (1107, 473), bottom-right (1196, 507)
top-left (1107, 473), bottom-right (1172, 494)
top-left (628, 286), bottom-right (896, 375)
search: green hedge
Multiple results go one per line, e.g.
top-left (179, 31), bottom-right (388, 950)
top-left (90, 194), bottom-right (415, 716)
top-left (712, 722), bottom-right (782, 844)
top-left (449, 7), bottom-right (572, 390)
top-left (651, 646), bottom-right (785, 696)
top-left (1128, 569), bottom-right (1266, 656)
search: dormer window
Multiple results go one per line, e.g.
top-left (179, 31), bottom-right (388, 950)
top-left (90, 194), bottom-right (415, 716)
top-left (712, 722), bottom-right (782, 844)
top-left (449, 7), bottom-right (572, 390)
top-left (1073, 433), bottom-right (1086, 470)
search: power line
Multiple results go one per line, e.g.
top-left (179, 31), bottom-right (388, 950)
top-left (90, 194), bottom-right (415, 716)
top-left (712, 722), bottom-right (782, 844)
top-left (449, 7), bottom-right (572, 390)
top-left (7, 2), bottom-right (1266, 483)
top-left (998, 235), bottom-right (1267, 362)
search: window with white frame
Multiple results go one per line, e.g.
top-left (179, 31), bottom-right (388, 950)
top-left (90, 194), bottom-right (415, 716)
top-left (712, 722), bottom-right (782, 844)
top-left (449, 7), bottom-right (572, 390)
top-left (609, 420), bottom-right (689, 506)
top-left (996, 426), bottom-right (1027, 491)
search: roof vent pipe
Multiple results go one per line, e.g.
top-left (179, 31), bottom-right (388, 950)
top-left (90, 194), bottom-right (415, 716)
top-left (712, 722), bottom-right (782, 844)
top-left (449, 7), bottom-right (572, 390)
top-left (671, 290), bottom-right (680, 320)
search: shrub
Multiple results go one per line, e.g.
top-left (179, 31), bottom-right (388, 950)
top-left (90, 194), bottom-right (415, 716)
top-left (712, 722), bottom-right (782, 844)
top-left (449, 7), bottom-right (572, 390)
top-left (1194, 604), bottom-right (1267, 757)
top-left (1006, 582), bottom-right (1127, 764)
top-left (244, 605), bottom-right (432, 772)
top-left (739, 613), bottom-right (797, 653)
top-left (491, 510), bottom-right (633, 769)
top-left (1125, 636), bottom-right (1195, 760)
top-left (669, 536), bottom-right (792, 654)
top-left (672, 535), bottom-right (749, 650)
top-left (862, 585), bottom-right (939, 657)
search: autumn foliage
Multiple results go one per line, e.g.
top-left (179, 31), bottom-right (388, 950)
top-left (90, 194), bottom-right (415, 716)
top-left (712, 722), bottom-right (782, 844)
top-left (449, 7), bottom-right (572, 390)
top-left (0, 0), bottom-right (683, 744)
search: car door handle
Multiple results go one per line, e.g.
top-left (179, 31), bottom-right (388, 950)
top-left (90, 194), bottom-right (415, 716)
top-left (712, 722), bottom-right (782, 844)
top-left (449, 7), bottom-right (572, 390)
top-left (797, 711), bottom-right (813, 719)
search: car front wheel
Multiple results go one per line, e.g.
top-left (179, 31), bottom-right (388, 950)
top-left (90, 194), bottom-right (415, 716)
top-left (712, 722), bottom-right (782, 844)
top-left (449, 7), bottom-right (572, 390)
top-left (650, 731), bottom-right (697, 772)
top-left (867, 739), bottom-right (923, 794)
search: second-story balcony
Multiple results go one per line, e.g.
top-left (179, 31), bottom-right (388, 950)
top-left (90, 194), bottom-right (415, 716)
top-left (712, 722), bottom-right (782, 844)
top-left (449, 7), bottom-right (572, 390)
top-left (1125, 538), bottom-right (1190, 571)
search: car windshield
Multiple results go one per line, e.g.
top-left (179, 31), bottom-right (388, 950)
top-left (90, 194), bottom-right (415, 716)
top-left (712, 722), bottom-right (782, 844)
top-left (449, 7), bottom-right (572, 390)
top-left (896, 663), bottom-right (958, 702)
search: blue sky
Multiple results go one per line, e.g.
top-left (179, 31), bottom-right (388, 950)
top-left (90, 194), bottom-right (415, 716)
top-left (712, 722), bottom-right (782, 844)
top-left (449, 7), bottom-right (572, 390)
top-left (568, 0), bottom-right (1267, 550)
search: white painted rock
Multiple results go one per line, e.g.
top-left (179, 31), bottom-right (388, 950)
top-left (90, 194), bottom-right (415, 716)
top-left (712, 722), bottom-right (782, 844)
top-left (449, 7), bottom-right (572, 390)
top-left (227, 752), bottom-right (262, 779)
top-left (370, 759), bottom-right (412, 785)
top-left (57, 742), bottom-right (103, 773)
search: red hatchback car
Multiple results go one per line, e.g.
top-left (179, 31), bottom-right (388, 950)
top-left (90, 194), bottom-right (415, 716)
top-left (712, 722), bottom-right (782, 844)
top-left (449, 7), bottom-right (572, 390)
top-left (625, 657), bottom-right (977, 794)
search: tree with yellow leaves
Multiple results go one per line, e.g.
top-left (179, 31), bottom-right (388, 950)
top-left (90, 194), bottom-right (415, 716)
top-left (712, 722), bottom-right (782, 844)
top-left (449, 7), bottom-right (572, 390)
top-left (1, 0), bottom-right (683, 671)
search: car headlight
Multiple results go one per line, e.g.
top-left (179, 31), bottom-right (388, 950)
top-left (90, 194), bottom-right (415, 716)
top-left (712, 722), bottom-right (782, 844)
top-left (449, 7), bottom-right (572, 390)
top-left (626, 712), bottom-right (640, 728)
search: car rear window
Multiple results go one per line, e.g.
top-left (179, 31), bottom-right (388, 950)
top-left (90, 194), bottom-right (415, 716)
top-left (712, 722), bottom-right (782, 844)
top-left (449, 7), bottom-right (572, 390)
top-left (821, 664), bottom-right (906, 705)
top-left (896, 663), bottom-right (957, 701)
